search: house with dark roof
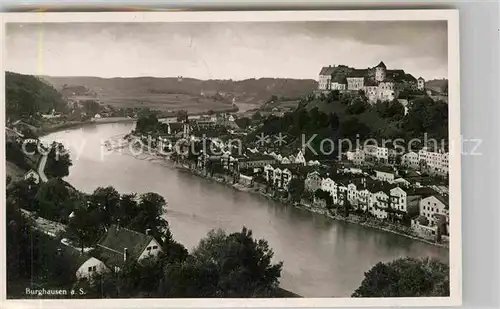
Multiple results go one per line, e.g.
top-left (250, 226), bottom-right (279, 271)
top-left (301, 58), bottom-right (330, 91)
top-left (94, 225), bottom-right (163, 271)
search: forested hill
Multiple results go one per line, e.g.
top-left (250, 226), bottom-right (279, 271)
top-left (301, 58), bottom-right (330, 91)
top-left (6, 71), bottom-right (67, 120)
top-left (41, 75), bottom-right (318, 105)
top-left (248, 91), bottom-right (448, 159)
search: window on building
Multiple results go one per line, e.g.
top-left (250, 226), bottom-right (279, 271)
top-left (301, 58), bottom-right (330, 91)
top-left (147, 247), bottom-right (151, 251)
top-left (153, 245), bottom-right (158, 250)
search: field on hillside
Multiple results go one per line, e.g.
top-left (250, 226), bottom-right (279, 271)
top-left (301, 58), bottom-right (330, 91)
top-left (41, 75), bottom-right (317, 113)
top-left (73, 93), bottom-right (234, 113)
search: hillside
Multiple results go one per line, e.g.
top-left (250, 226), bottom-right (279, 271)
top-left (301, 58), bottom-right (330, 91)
top-left (40, 75), bottom-right (317, 112)
top-left (5, 72), bottom-right (67, 121)
top-left (425, 79), bottom-right (448, 94)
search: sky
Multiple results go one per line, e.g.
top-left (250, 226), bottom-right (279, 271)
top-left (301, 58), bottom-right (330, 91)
top-left (5, 21), bottom-right (448, 80)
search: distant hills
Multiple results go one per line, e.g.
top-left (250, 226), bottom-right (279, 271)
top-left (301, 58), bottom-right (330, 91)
top-left (40, 75), bottom-right (318, 112)
top-left (425, 78), bottom-right (448, 94)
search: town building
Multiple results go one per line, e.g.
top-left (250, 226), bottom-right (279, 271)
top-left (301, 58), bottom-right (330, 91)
top-left (305, 171), bottom-right (322, 192)
top-left (374, 167), bottom-right (396, 183)
top-left (419, 195), bottom-right (449, 226)
top-left (317, 61), bottom-right (418, 103)
top-left (237, 155), bottom-right (276, 170)
top-left (57, 245), bottom-right (109, 281)
top-left (294, 150), bottom-right (306, 165)
top-left (389, 186), bottom-right (408, 213)
top-left (24, 169), bottom-right (40, 184)
top-left (263, 164), bottom-right (293, 190)
top-left (402, 151), bottom-right (419, 168)
top-left (94, 225), bottom-right (163, 272)
top-left (346, 149), bottom-right (365, 166)
top-left (238, 174), bottom-right (254, 187)
top-left (418, 148), bottom-right (449, 176)
top-left (417, 77), bottom-right (425, 90)
top-left (75, 256), bottom-right (109, 280)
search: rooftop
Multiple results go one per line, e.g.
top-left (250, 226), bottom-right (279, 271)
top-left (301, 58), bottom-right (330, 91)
top-left (95, 225), bottom-right (155, 268)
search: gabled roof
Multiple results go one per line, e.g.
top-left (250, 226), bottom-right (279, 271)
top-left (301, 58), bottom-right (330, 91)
top-left (404, 73), bottom-right (418, 82)
top-left (375, 61), bottom-right (387, 69)
top-left (57, 244), bottom-right (95, 274)
top-left (374, 166), bottom-right (395, 174)
top-left (348, 69), bottom-right (368, 78)
top-left (95, 225), bottom-right (155, 268)
top-left (364, 78), bottom-right (378, 86)
top-left (319, 66), bottom-right (337, 76)
top-left (168, 122), bottom-right (184, 130)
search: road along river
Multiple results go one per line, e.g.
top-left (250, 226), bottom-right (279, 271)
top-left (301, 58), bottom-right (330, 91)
top-left (42, 122), bottom-right (449, 297)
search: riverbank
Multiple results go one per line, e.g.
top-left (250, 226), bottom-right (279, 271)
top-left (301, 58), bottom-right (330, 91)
top-left (104, 133), bottom-right (449, 250)
top-left (176, 165), bottom-right (449, 249)
top-left (38, 117), bottom-right (137, 136)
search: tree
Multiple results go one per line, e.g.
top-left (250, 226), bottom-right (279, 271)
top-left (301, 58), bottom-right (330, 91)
top-left (7, 178), bottom-right (39, 211)
top-left (128, 192), bottom-right (168, 234)
top-left (234, 117), bottom-right (251, 129)
top-left (176, 110), bottom-right (188, 123)
top-left (66, 201), bottom-right (105, 252)
top-left (91, 186), bottom-right (120, 226)
top-left (251, 112), bottom-right (262, 121)
top-left (45, 142), bottom-right (73, 178)
top-left (34, 178), bottom-right (75, 222)
top-left (187, 227), bottom-right (283, 297)
top-left (135, 112), bottom-right (159, 133)
top-left (352, 257), bottom-right (449, 297)
top-left (117, 193), bottom-right (139, 227)
top-left (287, 178), bottom-right (304, 203)
top-left (81, 100), bottom-right (101, 115)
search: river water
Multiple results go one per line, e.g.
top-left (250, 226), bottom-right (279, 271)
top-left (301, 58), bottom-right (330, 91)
top-left (42, 122), bottom-right (449, 297)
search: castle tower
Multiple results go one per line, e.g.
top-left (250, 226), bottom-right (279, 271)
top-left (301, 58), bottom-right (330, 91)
top-left (375, 61), bottom-right (387, 82)
top-left (417, 77), bottom-right (425, 90)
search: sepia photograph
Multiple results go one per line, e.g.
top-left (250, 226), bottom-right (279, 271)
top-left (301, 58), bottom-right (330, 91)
top-left (1, 10), bottom-right (461, 307)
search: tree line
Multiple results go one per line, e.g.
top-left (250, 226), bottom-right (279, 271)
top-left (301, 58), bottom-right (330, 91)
top-left (248, 91), bottom-right (448, 159)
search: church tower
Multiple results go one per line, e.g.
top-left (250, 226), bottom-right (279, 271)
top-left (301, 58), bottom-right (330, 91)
top-left (375, 61), bottom-right (387, 82)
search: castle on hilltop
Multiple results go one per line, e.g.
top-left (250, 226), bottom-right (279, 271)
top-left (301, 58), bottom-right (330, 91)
top-left (317, 61), bottom-right (425, 103)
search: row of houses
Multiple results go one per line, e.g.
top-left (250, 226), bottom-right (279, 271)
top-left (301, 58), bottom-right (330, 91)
top-left (346, 145), bottom-right (449, 177)
top-left (305, 170), bottom-right (449, 226)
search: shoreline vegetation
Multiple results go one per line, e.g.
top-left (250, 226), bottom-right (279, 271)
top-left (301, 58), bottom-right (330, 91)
top-left (110, 135), bottom-right (448, 250)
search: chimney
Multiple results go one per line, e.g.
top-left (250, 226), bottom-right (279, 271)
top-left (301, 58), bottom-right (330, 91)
top-left (146, 228), bottom-right (152, 236)
top-left (123, 248), bottom-right (128, 262)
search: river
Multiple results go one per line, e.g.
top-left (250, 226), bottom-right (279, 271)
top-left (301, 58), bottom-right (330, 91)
top-left (42, 122), bottom-right (449, 297)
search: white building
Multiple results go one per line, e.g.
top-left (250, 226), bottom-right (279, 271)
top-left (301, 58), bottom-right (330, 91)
top-left (76, 256), bottom-right (109, 280)
top-left (375, 169), bottom-right (395, 183)
top-left (390, 187), bottom-right (408, 213)
top-left (346, 149), bottom-right (365, 165)
top-left (402, 151), bottom-right (419, 168)
top-left (264, 164), bottom-right (292, 190)
top-left (418, 148), bottom-right (449, 176)
top-left (370, 191), bottom-right (389, 219)
top-left (294, 150), bottom-right (306, 166)
top-left (417, 77), bottom-right (425, 90)
top-left (376, 147), bottom-right (389, 161)
top-left (24, 169), bottom-right (40, 184)
top-left (419, 195), bottom-right (449, 226)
